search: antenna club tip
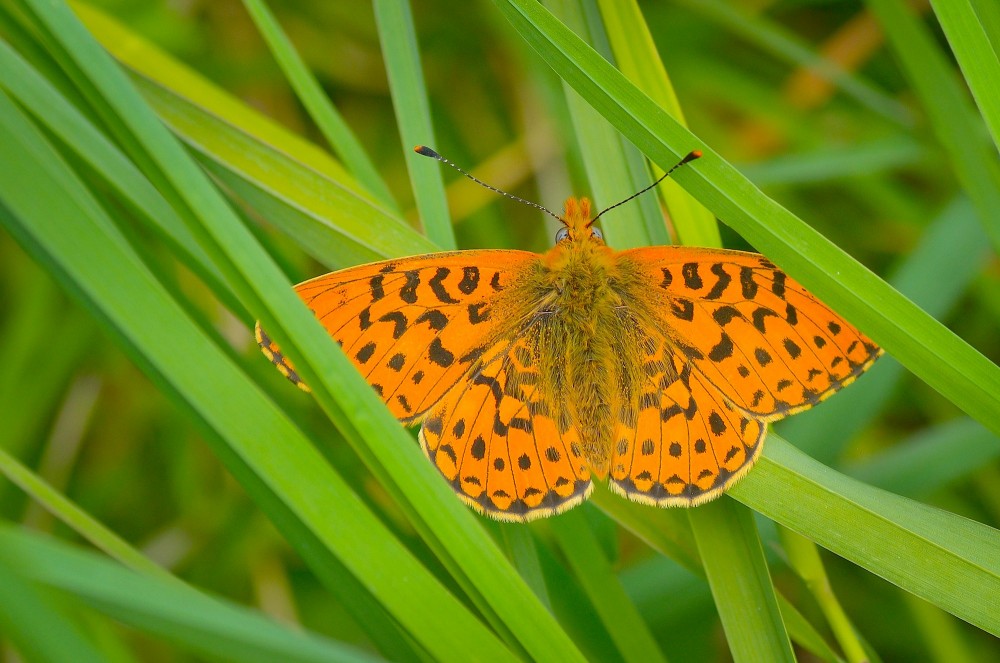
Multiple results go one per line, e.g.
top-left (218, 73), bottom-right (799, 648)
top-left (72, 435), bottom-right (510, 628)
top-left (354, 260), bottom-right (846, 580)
top-left (685, 149), bottom-right (703, 162)
top-left (414, 145), bottom-right (439, 158)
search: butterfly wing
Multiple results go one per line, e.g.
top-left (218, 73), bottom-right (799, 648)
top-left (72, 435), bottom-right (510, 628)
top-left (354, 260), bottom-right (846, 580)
top-left (256, 250), bottom-right (536, 422)
top-left (608, 247), bottom-right (880, 505)
top-left (622, 247), bottom-right (882, 420)
top-left (609, 335), bottom-right (765, 505)
top-left (420, 335), bottom-right (593, 521)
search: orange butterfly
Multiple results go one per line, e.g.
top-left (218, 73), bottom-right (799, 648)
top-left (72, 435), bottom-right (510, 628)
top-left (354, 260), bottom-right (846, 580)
top-left (257, 147), bottom-right (881, 521)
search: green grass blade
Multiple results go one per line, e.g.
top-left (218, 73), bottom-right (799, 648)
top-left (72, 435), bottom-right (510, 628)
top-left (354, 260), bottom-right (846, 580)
top-left (970, 0), bottom-right (1000, 61)
top-left (780, 529), bottom-right (867, 663)
top-left (372, 0), bottom-right (454, 248)
top-left (0, 446), bottom-right (164, 578)
top-left (0, 526), bottom-right (382, 663)
top-left (545, 0), bottom-right (673, 250)
top-left (928, 0), bottom-right (1000, 153)
top-left (732, 436), bottom-right (1000, 636)
top-left (596, 0), bottom-right (720, 247)
top-left (846, 419), bottom-right (1000, 498)
top-left (552, 509), bottom-right (669, 663)
top-left (561, 3), bottom-right (791, 660)
top-left (865, 0), bottom-right (1000, 253)
top-left (739, 137), bottom-right (926, 186)
top-left (493, 0), bottom-right (1000, 441)
top-left (0, 39), bottom-right (241, 312)
top-left (0, 555), bottom-right (106, 663)
top-left (134, 77), bottom-right (435, 267)
top-left (69, 2), bottom-right (380, 207)
top-left (69, 4), bottom-right (432, 268)
top-left (550, 4), bottom-right (794, 658)
top-left (690, 500), bottom-right (795, 662)
top-left (239, 0), bottom-right (397, 209)
top-left (0, 275), bottom-right (94, 491)
top-left (594, 484), bottom-right (843, 661)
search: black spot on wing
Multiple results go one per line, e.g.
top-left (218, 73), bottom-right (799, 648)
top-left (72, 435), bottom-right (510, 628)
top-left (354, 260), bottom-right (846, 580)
top-left (399, 270), bottom-right (420, 304)
top-left (428, 338), bottom-right (454, 367)
top-left (660, 268), bottom-right (673, 289)
top-left (704, 263), bottom-right (731, 300)
top-left (458, 266), bottom-right (480, 294)
top-left (772, 271), bottom-right (786, 299)
top-left (428, 267), bottom-right (459, 304)
top-left (470, 435), bottom-right (486, 460)
top-left (369, 275), bottom-right (386, 302)
top-left (682, 263), bottom-right (703, 289)
top-left (671, 299), bottom-right (695, 321)
top-left (356, 342), bottom-right (377, 364)
top-left (474, 374), bottom-right (503, 404)
top-left (387, 353), bottom-right (405, 372)
top-left (752, 307), bottom-right (780, 333)
top-left (467, 302), bottom-right (490, 324)
top-left (712, 305), bottom-right (740, 326)
top-left (708, 333), bottom-right (734, 362)
top-left (379, 311), bottom-right (408, 339)
top-left (783, 338), bottom-right (802, 359)
top-left (740, 266), bottom-right (757, 299)
top-left (415, 309), bottom-right (448, 331)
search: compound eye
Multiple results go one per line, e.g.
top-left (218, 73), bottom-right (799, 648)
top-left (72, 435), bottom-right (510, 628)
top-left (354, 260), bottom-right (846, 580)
top-left (591, 227), bottom-right (604, 240)
top-left (555, 227), bottom-right (570, 242)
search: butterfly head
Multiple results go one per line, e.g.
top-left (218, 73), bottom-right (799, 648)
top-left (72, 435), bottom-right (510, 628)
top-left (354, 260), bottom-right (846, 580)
top-left (556, 197), bottom-right (604, 244)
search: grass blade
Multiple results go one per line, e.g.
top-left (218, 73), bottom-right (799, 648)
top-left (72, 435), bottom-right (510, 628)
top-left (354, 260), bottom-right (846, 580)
top-left (928, 0), bottom-right (1000, 153)
top-left (691, 500), bottom-right (795, 662)
top-left (0, 555), bottom-right (106, 663)
top-left (865, 0), bottom-right (1000, 253)
top-left (239, 0), bottom-right (397, 209)
top-left (0, 526), bottom-right (382, 663)
top-left (596, 0), bottom-right (720, 247)
top-left (732, 436), bottom-right (1000, 636)
top-left (552, 509), bottom-right (669, 663)
top-left (372, 0), bottom-right (454, 248)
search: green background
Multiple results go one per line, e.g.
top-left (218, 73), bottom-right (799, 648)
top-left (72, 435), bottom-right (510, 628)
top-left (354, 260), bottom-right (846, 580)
top-left (1, 0), bottom-right (998, 661)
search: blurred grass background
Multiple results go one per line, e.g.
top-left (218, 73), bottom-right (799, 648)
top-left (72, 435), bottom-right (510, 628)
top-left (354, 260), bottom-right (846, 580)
top-left (1, 0), bottom-right (999, 661)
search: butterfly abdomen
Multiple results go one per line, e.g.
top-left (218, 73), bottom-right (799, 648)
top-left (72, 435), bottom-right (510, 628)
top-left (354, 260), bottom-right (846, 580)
top-left (535, 261), bottom-right (639, 476)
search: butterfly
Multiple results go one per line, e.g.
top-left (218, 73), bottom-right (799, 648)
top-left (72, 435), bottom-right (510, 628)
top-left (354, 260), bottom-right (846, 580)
top-left (256, 147), bottom-right (881, 522)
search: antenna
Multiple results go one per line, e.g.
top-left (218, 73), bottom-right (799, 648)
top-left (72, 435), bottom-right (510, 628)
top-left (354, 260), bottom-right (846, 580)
top-left (413, 145), bottom-right (563, 223)
top-left (414, 145), bottom-right (703, 227)
top-left (589, 150), bottom-right (702, 226)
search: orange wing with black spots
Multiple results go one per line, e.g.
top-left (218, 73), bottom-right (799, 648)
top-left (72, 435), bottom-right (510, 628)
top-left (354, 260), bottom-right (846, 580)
top-left (256, 251), bottom-right (536, 422)
top-left (419, 336), bottom-right (592, 521)
top-left (623, 247), bottom-right (882, 420)
top-left (609, 334), bottom-right (765, 505)
top-left (604, 247), bottom-right (881, 505)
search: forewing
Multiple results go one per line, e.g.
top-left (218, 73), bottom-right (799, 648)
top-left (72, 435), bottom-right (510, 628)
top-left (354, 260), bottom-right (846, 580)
top-left (623, 247), bottom-right (881, 420)
top-left (609, 342), bottom-right (765, 506)
top-left (419, 336), bottom-right (593, 521)
top-left (256, 250), bottom-right (536, 422)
